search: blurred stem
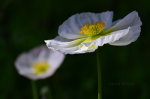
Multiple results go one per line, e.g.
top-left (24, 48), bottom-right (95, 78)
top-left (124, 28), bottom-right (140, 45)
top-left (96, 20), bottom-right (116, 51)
top-left (31, 80), bottom-right (38, 99)
top-left (96, 50), bottom-right (102, 99)
top-left (48, 86), bottom-right (52, 99)
top-left (41, 85), bottom-right (52, 99)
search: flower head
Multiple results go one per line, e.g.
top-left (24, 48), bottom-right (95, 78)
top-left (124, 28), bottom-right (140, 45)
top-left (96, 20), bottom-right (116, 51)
top-left (45, 11), bottom-right (142, 54)
top-left (15, 45), bottom-right (65, 80)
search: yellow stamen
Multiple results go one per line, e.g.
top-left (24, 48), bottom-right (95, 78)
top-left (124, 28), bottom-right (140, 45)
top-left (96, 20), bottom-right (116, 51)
top-left (33, 62), bottom-right (50, 75)
top-left (80, 22), bottom-right (105, 36)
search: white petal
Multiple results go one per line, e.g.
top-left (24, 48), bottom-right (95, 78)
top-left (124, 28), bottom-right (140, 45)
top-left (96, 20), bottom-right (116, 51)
top-left (109, 11), bottom-right (142, 45)
top-left (58, 11), bottom-right (113, 39)
top-left (15, 45), bottom-right (65, 80)
top-left (94, 27), bottom-right (130, 46)
top-left (45, 36), bottom-right (84, 53)
top-left (15, 53), bottom-right (35, 74)
top-left (30, 45), bottom-right (51, 62)
top-left (111, 11), bottom-right (142, 30)
top-left (47, 50), bottom-right (65, 71)
top-left (73, 43), bottom-right (98, 54)
top-left (45, 36), bottom-right (98, 54)
top-left (97, 11), bottom-right (113, 28)
top-left (109, 26), bottom-right (141, 45)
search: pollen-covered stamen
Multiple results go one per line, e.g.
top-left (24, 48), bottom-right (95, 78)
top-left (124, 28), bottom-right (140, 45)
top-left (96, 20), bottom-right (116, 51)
top-left (80, 22), bottom-right (105, 36)
top-left (33, 62), bottom-right (50, 75)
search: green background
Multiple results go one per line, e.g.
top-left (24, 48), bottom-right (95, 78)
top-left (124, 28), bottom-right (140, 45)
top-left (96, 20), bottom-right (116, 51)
top-left (0, 0), bottom-right (149, 99)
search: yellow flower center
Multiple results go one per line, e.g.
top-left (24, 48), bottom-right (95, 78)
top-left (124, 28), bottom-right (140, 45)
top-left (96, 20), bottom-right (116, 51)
top-left (33, 62), bottom-right (50, 75)
top-left (80, 22), bottom-right (106, 36)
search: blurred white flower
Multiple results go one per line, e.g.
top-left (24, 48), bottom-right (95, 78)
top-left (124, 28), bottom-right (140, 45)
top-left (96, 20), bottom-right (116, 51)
top-left (15, 45), bottom-right (65, 80)
top-left (45, 11), bottom-right (142, 54)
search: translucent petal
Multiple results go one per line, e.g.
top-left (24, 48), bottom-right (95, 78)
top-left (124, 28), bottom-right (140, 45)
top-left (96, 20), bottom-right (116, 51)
top-left (58, 11), bottom-right (113, 39)
top-left (109, 11), bottom-right (142, 45)
top-left (94, 28), bottom-right (130, 46)
top-left (45, 36), bottom-right (98, 54)
top-left (109, 26), bottom-right (141, 45)
top-left (111, 11), bottom-right (142, 30)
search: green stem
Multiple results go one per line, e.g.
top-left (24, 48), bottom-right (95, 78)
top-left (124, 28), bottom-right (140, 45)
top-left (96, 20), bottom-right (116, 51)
top-left (96, 50), bottom-right (102, 99)
top-left (31, 80), bottom-right (38, 99)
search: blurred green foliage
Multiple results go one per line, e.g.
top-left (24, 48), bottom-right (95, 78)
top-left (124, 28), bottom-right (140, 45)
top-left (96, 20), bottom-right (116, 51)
top-left (0, 0), bottom-right (150, 99)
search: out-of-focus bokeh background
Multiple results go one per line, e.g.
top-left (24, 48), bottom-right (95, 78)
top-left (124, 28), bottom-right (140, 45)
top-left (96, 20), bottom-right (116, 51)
top-left (0, 0), bottom-right (149, 99)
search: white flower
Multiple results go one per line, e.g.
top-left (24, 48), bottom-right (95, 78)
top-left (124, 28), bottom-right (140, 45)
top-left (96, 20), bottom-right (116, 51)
top-left (45, 11), bottom-right (142, 54)
top-left (15, 45), bottom-right (65, 80)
